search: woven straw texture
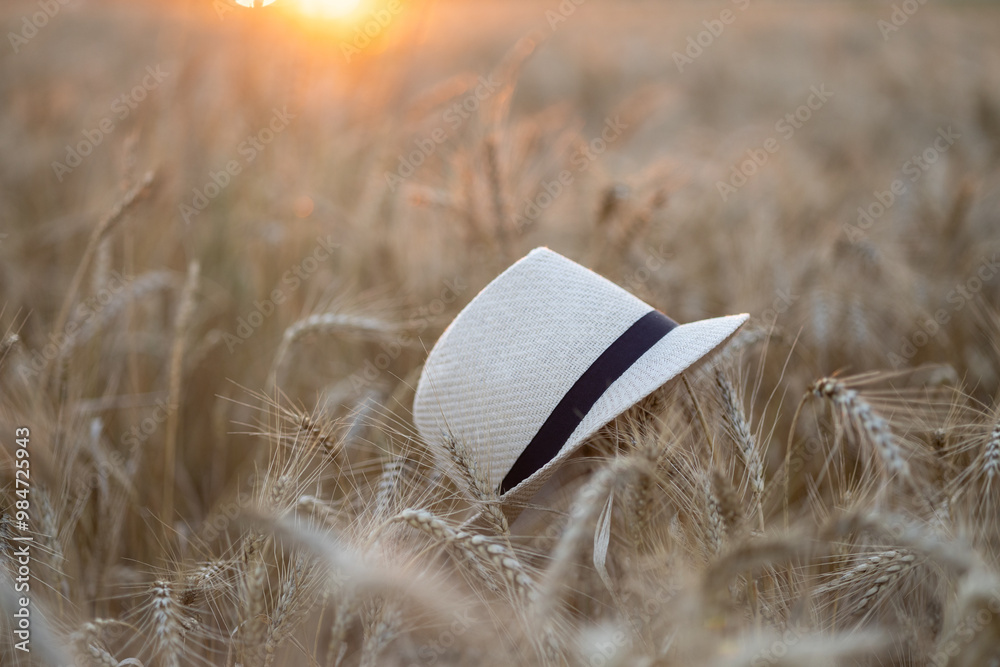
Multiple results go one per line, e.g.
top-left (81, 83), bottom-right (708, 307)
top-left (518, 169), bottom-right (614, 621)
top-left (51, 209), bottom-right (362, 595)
top-left (413, 247), bottom-right (748, 512)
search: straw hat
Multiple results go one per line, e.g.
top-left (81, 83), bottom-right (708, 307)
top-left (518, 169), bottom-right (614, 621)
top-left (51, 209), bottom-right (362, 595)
top-left (413, 247), bottom-right (748, 518)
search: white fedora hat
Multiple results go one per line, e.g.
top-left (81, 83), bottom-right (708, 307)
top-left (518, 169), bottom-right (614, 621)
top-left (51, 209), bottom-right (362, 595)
top-left (413, 247), bottom-right (748, 518)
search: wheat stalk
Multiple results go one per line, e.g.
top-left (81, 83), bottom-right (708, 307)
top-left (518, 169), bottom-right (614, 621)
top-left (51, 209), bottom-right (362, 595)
top-left (271, 312), bottom-right (396, 386)
top-left (374, 456), bottom-right (408, 516)
top-left (46, 171), bottom-right (155, 386)
top-left (162, 260), bottom-right (200, 529)
top-left (682, 373), bottom-right (717, 461)
top-left (535, 463), bottom-right (622, 619)
top-left (324, 576), bottom-right (355, 667)
top-left (66, 270), bottom-right (176, 354)
top-left (483, 135), bottom-right (512, 261)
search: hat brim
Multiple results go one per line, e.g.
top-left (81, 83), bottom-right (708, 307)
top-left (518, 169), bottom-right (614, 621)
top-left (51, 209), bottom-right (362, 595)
top-left (495, 312), bottom-right (749, 519)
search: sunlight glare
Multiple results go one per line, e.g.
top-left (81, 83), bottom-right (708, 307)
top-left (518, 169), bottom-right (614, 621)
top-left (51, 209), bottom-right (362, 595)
top-left (232, 0), bottom-right (364, 19)
top-left (294, 0), bottom-right (364, 19)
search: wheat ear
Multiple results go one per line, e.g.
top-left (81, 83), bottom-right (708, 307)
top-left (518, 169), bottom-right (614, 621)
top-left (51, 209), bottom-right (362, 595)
top-left (0, 332), bottom-right (19, 370)
top-left (397, 508), bottom-right (535, 600)
top-left (148, 579), bottom-right (189, 667)
top-left (70, 620), bottom-right (127, 667)
top-left (811, 377), bottom-right (912, 484)
top-left (263, 553), bottom-right (315, 667)
top-left (716, 371), bottom-right (765, 532)
top-left (982, 421), bottom-right (1000, 492)
top-left (831, 549), bottom-right (919, 617)
top-left (360, 598), bottom-right (401, 667)
top-left (442, 434), bottom-right (509, 536)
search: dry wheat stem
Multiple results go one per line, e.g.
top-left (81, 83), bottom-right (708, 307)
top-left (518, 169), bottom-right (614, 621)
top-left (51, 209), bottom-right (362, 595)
top-left (535, 463), bottom-right (623, 620)
top-left (239, 545), bottom-right (270, 666)
top-left (46, 171), bottom-right (155, 386)
top-left (682, 373), bottom-right (716, 462)
top-left (271, 312), bottom-right (396, 387)
top-left (162, 260), bottom-right (200, 530)
top-left (782, 392), bottom-right (811, 530)
top-left (375, 457), bottom-right (408, 516)
top-left (66, 270), bottom-right (176, 355)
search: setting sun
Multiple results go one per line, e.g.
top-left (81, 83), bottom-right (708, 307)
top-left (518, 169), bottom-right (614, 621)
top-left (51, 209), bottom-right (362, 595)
top-left (233, 0), bottom-right (363, 19)
top-left (292, 0), bottom-right (364, 19)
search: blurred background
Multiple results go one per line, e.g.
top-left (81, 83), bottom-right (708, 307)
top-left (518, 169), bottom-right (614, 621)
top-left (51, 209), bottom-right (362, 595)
top-left (2, 0), bottom-right (1000, 662)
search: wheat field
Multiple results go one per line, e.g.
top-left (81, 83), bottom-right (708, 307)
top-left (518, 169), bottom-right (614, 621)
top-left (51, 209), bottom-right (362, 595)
top-left (2, 0), bottom-right (1000, 665)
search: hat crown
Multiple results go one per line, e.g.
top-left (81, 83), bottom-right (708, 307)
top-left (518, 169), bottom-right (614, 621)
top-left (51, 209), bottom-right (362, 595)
top-left (413, 248), bottom-right (655, 491)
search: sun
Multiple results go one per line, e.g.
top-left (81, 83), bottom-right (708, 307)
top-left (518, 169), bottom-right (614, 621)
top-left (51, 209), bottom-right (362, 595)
top-left (290, 0), bottom-right (365, 18)
top-left (232, 0), bottom-right (364, 19)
